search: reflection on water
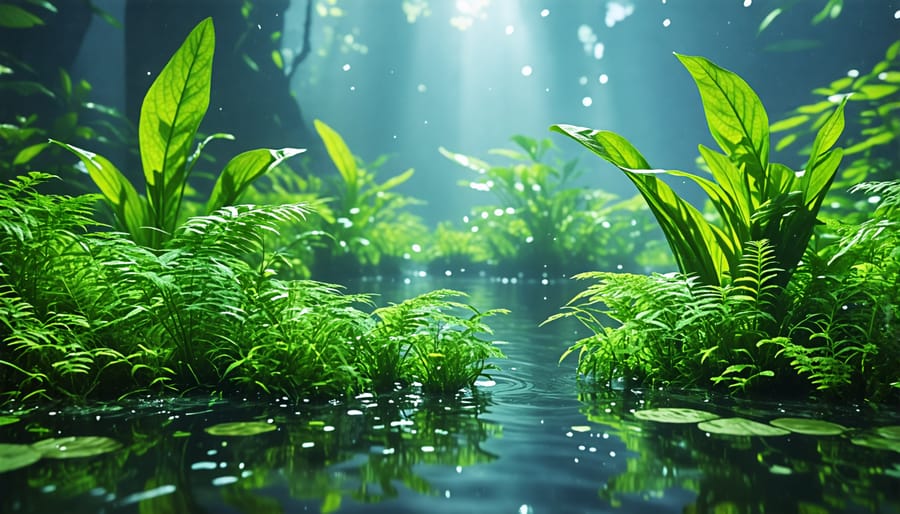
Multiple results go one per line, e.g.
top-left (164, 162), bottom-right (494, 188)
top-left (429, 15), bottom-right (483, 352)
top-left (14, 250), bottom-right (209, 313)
top-left (1, 278), bottom-right (897, 513)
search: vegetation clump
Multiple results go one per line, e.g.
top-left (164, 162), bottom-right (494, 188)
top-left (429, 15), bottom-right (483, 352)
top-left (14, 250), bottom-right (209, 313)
top-left (0, 172), bottom-right (505, 403)
top-left (0, 16), bottom-right (506, 406)
top-left (549, 53), bottom-right (898, 401)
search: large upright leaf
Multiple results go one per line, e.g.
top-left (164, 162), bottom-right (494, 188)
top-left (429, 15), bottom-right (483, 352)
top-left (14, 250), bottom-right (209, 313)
top-left (676, 53), bottom-right (770, 180)
top-left (802, 97), bottom-right (847, 207)
top-left (206, 147), bottom-right (306, 212)
top-left (314, 119), bottom-right (359, 206)
top-left (551, 125), bottom-right (731, 285)
top-left (139, 17), bottom-right (214, 234)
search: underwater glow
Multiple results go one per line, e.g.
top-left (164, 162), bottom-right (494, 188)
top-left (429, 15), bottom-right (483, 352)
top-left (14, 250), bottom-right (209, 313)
top-left (605, 1), bottom-right (635, 28)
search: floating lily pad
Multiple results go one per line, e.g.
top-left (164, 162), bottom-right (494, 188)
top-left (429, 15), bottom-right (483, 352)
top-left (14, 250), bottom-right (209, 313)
top-left (0, 443), bottom-right (41, 473)
top-left (31, 436), bottom-right (122, 459)
top-left (697, 417), bottom-right (790, 437)
top-left (769, 417), bottom-right (847, 436)
top-left (851, 434), bottom-right (900, 453)
top-left (0, 416), bottom-right (20, 427)
top-left (633, 408), bottom-right (719, 424)
top-left (205, 421), bottom-right (276, 436)
top-left (876, 426), bottom-right (900, 440)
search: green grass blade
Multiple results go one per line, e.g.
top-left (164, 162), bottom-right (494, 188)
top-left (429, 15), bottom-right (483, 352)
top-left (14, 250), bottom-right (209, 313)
top-left (206, 147), bottom-right (306, 212)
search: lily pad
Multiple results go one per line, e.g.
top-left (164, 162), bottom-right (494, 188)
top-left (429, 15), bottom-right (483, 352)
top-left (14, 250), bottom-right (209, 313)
top-left (0, 443), bottom-right (41, 473)
top-left (851, 434), bottom-right (900, 453)
top-left (769, 417), bottom-right (847, 436)
top-left (205, 421), bottom-right (277, 436)
top-left (633, 408), bottom-right (719, 424)
top-left (31, 436), bottom-right (122, 459)
top-left (0, 416), bottom-right (20, 427)
top-left (876, 426), bottom-right (900, 440)
top-left (697, 417), bottom-right (790, 437)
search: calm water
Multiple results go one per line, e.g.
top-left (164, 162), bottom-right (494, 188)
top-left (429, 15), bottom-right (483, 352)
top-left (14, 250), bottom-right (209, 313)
top-left (1, 277), bottom-right (898, 514)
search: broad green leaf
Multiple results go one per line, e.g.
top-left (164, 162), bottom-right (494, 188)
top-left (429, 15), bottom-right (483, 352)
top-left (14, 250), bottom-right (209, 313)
top-left (0, 415), bottom-right (19, 426)
top-left (812, 0), bottom-right (842, 25)
top-left (0, 5), bottom-right (44, 28)
top-left (12, 142), bottom-right (48, 166)
top-left (769, 417), bottom-right (847, 435)
top-left (769, 114), bottom-right (808, 133)
top-left (442, 147), bottom-right (495, 172)
top-left (315, 119), bottom-right (358, 190)
top-left (757, 8), bottom-right (781, 34)
top-left (31, 436), bottom-right (122, 458)
top-left (851, 434), bottom-right (900, 452)
top-left (551, 124), bottom-right (730, 285)
top-left (802, 97), bottom-right (846, 203)
top-left (0, 444), bottom-right (41, 473)
top-left (205, 421), bottom-right (277, 436)
top-left (372, 167), bottom-right (415, 194)
top-left (775, 133), bottom-right (798, 152)
top-left (633, 408), bottom-right (719, 424)
top-left (857, 84), bottom-right (899, 101)
top-left (207, 147), bottom-right (306, 212)
top-left (697, 417), bottom-right (789, 436)
top-left (796, 100), bottom-right (836, 114)
top-left (139, 17), bottom-right (214, 234)
top-left (675, 53), bottom-right (769, 177)
top-left (878, 426), bottom-right (900, 440)
top-left (51, 140), bottom-right (149, 242)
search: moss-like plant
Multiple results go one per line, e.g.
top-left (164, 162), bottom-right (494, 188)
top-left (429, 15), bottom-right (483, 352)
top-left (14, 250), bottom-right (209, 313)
top-left (553, 53), bottom-right (847, 289)
top-left (52, 18), bottom-right (303, 248)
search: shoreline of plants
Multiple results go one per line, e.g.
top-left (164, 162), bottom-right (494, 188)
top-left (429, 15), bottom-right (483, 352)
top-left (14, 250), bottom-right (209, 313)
top-left (547, 52), bottom-right (899, 403)
top-left (1, 13), bottom-right (897, 407)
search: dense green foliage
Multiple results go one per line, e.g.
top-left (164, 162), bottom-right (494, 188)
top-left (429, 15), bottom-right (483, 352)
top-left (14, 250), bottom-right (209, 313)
top-left (439, 136), bottom-right (667, 276)
top-left (553, 54), bottom-right (846, 289)
top-left (548, 53), bottom-right (898, 400)
top-left (53, 18), bottom-right (303, 249)
top-left (772, 39), bottom-right (900, 225)
top-left (311, 119), bottom-right (428, 276)
top-left (0, 173), bottom-right (506, 403)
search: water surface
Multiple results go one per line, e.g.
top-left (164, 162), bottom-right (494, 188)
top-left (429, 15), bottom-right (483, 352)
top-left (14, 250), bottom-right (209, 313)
top-left (1, 277), bottom-right (897, 513)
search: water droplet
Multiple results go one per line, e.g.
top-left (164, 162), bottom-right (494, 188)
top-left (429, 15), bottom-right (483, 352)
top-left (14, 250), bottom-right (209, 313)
top-left (342, 63), bottom-right (351, 71)
top-left (521, 65), bottom-right (533, 77)
top-left (582, 96), bottom-right (593, 107)
top-left (599, 73), bottom-right (609, 84)
top-left (505, 25), bottom-right (515, 35)
top-left (540, 8), bottom-right (550, 17)
top-left (662, 18), bottom-right (671, 27)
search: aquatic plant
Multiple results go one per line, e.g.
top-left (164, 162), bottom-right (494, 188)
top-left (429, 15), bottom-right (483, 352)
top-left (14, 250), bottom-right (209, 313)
top-left (311, 119), bottom-right (427, 277)
top-left (366, 289), bottom-right (507, 393)
top-left (440, 135), bottom-right (662, 276)
top-left (550, 180), bottom-right (899, 399)
top-left (553, 53), bottom-right (847, 289)
top-left (0, 172), bottom-right (506, 403)
top-left (0, 3), bottom-right (126, 183)
top-left (52, 18), bottom-right (304, 248)
top-left (771, 39), bottom-right (900, 226)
